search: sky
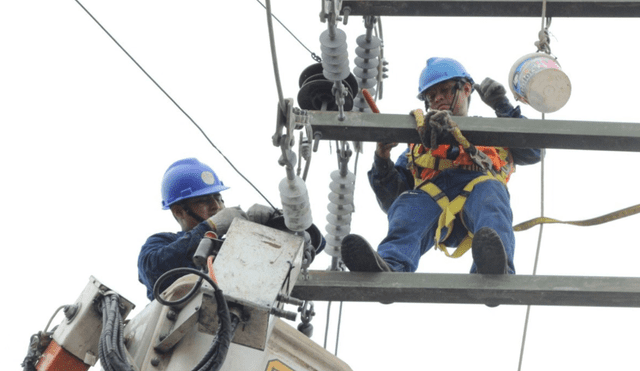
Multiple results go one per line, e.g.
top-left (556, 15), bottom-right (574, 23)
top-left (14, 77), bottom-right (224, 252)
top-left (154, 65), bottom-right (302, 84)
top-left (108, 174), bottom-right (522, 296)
top-left (3, 1), bottom-right (640, 370)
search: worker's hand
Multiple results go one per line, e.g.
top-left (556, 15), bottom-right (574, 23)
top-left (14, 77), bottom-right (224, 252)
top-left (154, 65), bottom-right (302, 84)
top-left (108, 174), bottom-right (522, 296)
top-left (247, 204), bottom-right (277, 225)
top-left (474, 78), bottom-right (509, 110)
top-left (375, 142), bottom-right (398, 159)
top-left (206, 207), bottom-right (247, 236)
top-left (427, 110), bottom-right (458, 133)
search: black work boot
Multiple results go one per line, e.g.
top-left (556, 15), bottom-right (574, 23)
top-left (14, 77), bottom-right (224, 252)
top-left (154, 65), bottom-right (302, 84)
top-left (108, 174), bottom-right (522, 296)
top-left (472, 227), bottom-right (508, 308)
top-left (341, 234), bottom-right (394, 272)
top-left (472, 227), bottom-right (508, 275)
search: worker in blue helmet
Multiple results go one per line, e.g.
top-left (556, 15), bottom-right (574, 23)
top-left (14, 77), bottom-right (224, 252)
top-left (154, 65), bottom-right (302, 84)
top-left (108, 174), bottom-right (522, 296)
top-left (137, 158), bottom-right (277, 300)
top-left (341, 58), bottom-right (543, 289)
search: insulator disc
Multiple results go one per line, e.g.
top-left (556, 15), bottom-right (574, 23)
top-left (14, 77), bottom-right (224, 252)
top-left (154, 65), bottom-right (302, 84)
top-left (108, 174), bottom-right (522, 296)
top-left (354, 67), bottom-right (378, 79)
top-left (297, 79), bottom-right (333, 110)
top-left (353, 99), bottom-right (370, 111)
top-left (326, 213), bottom-right (352, 225)
top-left (327, 202), bottom-right (354, 215)
top-left (325, 223), bottom-right (351, 237)
top-left (322, 59), bottom-right (350, 75)
top-left (356, 34), bottom-right (382, 48)
top-left (323, 69), bottom-right (351, 82)
top-left (330, 170), bottom-right (356, 182)
top-left (355, 46), bottom-right (381, 59)
top-left (320, 29), bottom-right (347, 48)
top-left (323, 238), bottom-right (342, 257)
top-left (329, 181), bottom-right (355, 194)
top-left (354, 57), bottom-right (379, 70)
top-left (300, 73), bottom-right (328, 88)
top-left (298, 63), bottom-right (324, 88)
top-left (321, 43), bottom-right (349, 57)
top-left (357, 78), bottom-right (378, 89)
top-left (321, 52), bottom-right (350, 66)
top-left (297, 80), bottom-right (354, 111)
top-left (328, 191), bottom-right (353, 205)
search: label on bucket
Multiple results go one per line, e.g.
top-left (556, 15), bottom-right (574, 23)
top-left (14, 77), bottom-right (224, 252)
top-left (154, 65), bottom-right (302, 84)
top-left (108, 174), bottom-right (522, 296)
top-left (512, 57), bottom-right (561, 98)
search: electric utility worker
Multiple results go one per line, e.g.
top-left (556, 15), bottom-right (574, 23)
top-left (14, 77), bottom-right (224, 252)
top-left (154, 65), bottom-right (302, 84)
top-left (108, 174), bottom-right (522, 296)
top-left (341, 57), bottom-right (543, 275)
top-left (138, 158), bottom-right (276, 300)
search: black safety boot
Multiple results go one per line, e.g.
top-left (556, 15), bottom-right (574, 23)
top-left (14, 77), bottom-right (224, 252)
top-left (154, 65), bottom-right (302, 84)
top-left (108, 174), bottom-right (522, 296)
top-left (341, 234), bottom-right (394, 272)
top-left (472, 227), bottom-right (508, 275)
top-left (472, 227), bottom-right (508, 308)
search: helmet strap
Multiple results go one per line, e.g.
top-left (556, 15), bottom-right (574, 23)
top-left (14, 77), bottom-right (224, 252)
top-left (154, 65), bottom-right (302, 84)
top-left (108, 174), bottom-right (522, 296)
top-left (180, 202), bottom-right (206, 223)
top-left (449, 79), bottom-right (466, 114)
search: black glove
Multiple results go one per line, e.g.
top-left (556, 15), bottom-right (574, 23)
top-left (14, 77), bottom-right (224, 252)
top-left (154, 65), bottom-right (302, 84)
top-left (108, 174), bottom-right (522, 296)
top-left (474, 78), bottom-right (510, 111)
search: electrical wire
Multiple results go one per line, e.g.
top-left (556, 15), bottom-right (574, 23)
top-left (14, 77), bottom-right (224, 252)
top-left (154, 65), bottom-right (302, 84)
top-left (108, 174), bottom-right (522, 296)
top-left (253, 0), bottom-right (321, 63)
top-left (74, 0), bottom-right (278, 211)
top-left (517, 115), bottom-right (546, 371)
top-left (153, 267), bottom-right (236, 371)
top-left (99, 292), bottom-right (136, 371)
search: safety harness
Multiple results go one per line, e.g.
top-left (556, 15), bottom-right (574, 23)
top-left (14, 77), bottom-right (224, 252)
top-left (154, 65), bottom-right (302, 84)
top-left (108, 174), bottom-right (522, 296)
top-left (409, 109), bottom-right (515, 258)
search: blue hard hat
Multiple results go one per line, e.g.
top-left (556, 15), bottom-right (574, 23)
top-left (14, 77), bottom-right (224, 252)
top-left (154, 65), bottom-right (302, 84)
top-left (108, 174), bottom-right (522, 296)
top-left (417, 57), bottom-right (474, 101)
top-left (161, 158), bottom-right (229, 209)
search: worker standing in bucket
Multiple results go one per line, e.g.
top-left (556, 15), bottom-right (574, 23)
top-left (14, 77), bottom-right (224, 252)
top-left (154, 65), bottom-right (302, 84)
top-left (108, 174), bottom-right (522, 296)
top-left (341, 57), bottom-right (543, 276)
top-left (137, 158), bottom-right (277, 300)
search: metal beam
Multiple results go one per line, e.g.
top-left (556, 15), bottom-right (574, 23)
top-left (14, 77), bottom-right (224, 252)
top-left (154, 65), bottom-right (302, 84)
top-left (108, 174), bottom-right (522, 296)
top-left (341, 0), bottom-right (640, 17)
top-left (308, 110), bottom-right (640, 152)
top-left (291, 271), bottom-right (640, 307)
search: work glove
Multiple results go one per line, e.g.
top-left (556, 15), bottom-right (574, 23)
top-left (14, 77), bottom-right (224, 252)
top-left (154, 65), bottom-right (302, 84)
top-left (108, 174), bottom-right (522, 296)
top-left (206, 207), bottom-right (248, 236)
top-left (246, 204), bottom-right (278, 225)
top-left (427, 110), bottom-right (458, 133)
top-left (474, 78), bottom-right (510, 111)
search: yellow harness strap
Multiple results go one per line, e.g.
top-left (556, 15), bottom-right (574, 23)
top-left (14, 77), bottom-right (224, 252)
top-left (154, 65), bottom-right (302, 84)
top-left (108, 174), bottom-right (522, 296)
top-left (513, 203), bottom-right (640, 231)
top-left (420, 175), bottom-right (497, 258)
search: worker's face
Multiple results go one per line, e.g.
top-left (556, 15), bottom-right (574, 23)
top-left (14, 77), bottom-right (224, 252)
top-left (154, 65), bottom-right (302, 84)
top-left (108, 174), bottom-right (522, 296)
top-left (185, 193), bottom-right (225, 219)
top-left (425, 80), bottom-right (471, 116)
top-left (178, 193), bottom-right (225, 231)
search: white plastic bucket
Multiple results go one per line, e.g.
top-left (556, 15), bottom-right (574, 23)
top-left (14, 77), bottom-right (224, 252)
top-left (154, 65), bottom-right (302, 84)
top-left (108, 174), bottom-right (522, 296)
top-left (508, 53), bottom-right (571, 113)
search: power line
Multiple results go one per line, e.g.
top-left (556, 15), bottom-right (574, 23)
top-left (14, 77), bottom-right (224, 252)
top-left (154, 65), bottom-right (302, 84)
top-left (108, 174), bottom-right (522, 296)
top-left (74, 0), bottom-right (277, 211)
top-left (254, 0), bottom-right (321, 63)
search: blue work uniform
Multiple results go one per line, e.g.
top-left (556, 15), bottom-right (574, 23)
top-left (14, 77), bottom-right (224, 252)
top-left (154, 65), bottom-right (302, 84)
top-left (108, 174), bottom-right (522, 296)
top-left (368, 106), bottom-right (542, 273)
top-left (138, 222), bottom-right (211, 300)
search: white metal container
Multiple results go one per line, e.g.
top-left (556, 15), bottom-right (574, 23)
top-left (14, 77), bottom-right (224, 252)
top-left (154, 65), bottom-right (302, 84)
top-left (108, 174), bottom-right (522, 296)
top-left (508, 53), bottom-right (571, 113)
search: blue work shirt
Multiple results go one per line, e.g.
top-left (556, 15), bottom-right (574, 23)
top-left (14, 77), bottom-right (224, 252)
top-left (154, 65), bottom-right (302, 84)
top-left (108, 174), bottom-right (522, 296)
top-left (138, 222), bottom-right (211, 300)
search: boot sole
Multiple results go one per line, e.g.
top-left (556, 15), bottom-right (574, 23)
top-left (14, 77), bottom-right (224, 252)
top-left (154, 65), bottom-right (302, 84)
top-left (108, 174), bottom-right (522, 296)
top-left (472, 228), bottom-right (508, 275)
top-left (341, 235), bottom-right (387, 273)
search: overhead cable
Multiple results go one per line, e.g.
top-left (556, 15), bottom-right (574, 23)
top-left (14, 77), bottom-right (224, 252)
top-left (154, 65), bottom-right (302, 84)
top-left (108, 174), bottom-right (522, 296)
top-left (253, 0), bottom-right (321, 63)
top-left (74, 0), bottom-right (277, 211)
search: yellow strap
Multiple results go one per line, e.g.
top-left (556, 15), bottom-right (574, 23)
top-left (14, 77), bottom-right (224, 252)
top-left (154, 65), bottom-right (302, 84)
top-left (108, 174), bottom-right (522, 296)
top-left (412, 109), bottom-right (426, 128)
top-left (513, 203), bottom-right (640, 232)
top-left (420, 175), bottom-right (498, 258)
top-left (451, 126), bottom-right (471, 150)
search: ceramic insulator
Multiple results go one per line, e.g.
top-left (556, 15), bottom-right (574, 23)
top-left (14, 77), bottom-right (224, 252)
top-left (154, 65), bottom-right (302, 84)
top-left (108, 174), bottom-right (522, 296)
top-left (324, 170), bottom-right (356, 257)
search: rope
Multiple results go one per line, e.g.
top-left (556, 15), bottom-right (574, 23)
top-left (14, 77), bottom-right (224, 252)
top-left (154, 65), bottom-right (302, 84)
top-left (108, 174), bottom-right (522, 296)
top-left (74, 0), bottom-right (278, 212)
top-left (534, 0), bottom-right (552, 54)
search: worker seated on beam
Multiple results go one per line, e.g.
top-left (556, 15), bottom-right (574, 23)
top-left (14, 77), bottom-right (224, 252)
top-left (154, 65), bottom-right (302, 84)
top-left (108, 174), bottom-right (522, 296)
top-left (341, 57), bottom-right (543, 276)
top-left (137, 158), bottom-right (277, 300)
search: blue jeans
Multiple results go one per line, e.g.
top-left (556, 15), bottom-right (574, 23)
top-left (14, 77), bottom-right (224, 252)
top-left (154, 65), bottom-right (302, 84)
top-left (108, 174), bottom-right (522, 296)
top-left (377, 170), bottom-right (516, 274)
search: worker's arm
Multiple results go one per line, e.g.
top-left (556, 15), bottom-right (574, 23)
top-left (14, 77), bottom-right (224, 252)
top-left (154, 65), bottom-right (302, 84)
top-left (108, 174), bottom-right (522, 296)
top-left (476, 78), bottom-right (544, 166)
top-left (137, 222), bottom-right (210, 300)
top-left (368, 146), bottom-right (414, 213)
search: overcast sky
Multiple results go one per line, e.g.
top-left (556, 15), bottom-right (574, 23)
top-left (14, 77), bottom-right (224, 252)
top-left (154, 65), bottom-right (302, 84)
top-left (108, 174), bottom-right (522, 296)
top-left (3, 1), bottom-right (640, 370)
